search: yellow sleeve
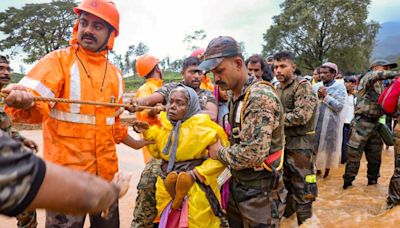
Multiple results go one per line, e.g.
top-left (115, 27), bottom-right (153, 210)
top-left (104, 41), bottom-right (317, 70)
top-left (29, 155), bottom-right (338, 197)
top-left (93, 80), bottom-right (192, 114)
top-left (195, 158), bottom-right (226, 186)
top-left (143, 125), bottom-right (161, 158)
top-left (195, 121), bottom-right (230, 186)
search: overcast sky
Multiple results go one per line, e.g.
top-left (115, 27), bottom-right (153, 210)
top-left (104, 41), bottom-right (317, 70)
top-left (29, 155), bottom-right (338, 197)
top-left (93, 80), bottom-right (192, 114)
top-left (1, 0), bottom-right (400, 72)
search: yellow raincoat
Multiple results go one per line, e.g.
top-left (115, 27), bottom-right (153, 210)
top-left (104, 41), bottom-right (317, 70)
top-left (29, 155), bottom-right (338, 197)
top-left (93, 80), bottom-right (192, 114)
top-left (135, 78), bottom-right (163, 163)
top-left (144, 112), bottom-right (229, 228)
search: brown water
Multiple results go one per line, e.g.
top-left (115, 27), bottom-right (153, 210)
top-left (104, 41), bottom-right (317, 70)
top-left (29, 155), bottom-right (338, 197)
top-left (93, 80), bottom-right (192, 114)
top-left (1, 131), bottom-right (400, 227)
top-left (282, 147), bottom-right (400, 227)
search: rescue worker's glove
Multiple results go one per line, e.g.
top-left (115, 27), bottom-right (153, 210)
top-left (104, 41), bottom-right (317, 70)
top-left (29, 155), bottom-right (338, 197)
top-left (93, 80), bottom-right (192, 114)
top-left (131, 121), bottom-right (150, 133)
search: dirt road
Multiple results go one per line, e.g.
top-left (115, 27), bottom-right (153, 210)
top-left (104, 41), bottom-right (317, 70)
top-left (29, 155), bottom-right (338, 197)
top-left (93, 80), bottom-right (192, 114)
top-left (1, 130), bottom-right (400, 227)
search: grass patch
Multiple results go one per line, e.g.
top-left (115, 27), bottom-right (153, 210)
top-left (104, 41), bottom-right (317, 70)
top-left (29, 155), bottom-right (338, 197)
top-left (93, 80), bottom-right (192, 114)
top-left (125, 71), bottom-right (182, 92)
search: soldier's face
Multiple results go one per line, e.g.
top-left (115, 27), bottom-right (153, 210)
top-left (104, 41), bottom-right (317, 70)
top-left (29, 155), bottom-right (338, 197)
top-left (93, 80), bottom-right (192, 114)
top-left (78, 12), bottom-right (111, 52)
top-left (273, 59), bottom-right (296, 84)
top-left (0, 62), bottom-right (11, 87)
top-left (372, 65), bottom-right (386, 71)
top-left (212, 57), bottom-right (243, 91)
top-left (167, 90), bottom-right (189, 121)
top-left (247, 62), bottom-right (263, 79)
top-left (182, 65), bottom-right (202, 90)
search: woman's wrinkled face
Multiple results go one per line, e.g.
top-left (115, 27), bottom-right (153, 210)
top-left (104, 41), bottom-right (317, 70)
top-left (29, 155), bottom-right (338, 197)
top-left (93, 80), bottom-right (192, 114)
top-left (167, 90), bottom-right (189, 121)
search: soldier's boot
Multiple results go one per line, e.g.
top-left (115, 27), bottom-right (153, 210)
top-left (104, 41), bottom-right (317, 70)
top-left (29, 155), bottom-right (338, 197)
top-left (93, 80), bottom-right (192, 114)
top-left (165, 171), bottom-right (178, 198)
top-left (323, 169), bottom-right (330, 179)
top-left (172, 172), bottom-right (193, 209)
top-left (296, 203), bottom-right (312, 225)
top-left (368, 178), bottom-right (378, 186)
top-left (283, 193), bottom-right (296, 218)
top-left (343, 181), bottom-right (352, 189)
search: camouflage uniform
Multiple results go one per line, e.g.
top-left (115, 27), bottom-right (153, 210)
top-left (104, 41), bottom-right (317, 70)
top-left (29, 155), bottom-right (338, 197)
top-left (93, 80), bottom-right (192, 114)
top-left (46, 201), bottom-right (119, 228)
top-left (0, 98), bottom-right (37, 228)
top-left (343, 71), bottom-right (400, 185)
top-left (0, 130), bottom-right (46, 217)
top-left (216, 75), bottom-right (287, 228)
top-left (276, 76), bottom-right (318, 225)
top-left (131, 82), bottom-right (217, 228)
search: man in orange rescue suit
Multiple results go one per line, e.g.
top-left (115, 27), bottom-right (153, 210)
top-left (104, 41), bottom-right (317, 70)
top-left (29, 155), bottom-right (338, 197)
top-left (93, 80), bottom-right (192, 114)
top-left (134, 54), bottom-right (163, 163)
top-left (2, 0), bottom-right (151, 227)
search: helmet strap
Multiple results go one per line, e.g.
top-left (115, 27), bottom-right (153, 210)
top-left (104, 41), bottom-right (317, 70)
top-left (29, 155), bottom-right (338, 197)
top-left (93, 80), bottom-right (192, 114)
top-left (96, 25), bottom-right (113, 52)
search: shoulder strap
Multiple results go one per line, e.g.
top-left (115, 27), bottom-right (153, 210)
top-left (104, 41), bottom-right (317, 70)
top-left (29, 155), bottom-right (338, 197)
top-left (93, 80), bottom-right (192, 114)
top-left (240, 81), bottom-right (276, 129)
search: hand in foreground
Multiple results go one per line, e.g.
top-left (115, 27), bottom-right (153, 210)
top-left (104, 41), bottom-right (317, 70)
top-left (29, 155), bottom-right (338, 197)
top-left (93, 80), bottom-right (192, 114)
top-left (102, 171), bottom-right (132, 218)
top-left (2, 84), bottom-right (34, 109)
top-left (207, 139), bottom-right (223, 160)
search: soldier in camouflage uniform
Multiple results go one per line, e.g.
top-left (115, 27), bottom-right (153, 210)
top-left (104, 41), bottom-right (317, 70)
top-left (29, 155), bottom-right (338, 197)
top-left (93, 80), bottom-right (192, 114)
top-left (274, 51), bottom-right (318, 225)
top-left (0, 55), bottom-right (38, 228)
top-left (343, 60), bottom-right (399, 189)
top-left (128, 56), bottom-right (217, 228)
top-left (204, 36), bottom-right (286, 227)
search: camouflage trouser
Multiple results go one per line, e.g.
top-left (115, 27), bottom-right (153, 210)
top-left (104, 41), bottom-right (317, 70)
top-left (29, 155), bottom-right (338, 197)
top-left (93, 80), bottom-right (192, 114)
top-left (283, 149), bottom-right (316, 225)
top-left (131, 158), bottom-right (162, 228)
top-left (388, 124), bottom-right (400, 206)
top-left (343, 118), bottom-right (383, 183)
top-left (45, 201), bottom-right (119, 228)
top-left (16, 211), bottom-right (37, 228)
top-left (227, 176), bottom-right (287, 228)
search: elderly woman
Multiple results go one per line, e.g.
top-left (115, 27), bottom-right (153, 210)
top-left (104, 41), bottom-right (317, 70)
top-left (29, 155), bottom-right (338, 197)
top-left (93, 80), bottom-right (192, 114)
top-left (142, 85), bottom-right (229, 227)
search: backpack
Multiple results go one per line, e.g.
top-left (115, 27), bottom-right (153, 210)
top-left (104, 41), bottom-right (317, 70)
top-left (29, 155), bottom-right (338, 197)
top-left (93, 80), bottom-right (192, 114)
top-left (378, 77), bottom-right (400, 116)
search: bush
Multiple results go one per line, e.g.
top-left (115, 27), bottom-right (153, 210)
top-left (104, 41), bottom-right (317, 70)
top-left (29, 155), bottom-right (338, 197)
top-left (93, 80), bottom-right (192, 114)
top-left (125, 70), bottom-right (182, 92)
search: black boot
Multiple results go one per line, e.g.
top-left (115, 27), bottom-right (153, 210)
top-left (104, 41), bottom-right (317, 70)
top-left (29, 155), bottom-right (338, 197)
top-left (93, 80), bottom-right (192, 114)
top-left (296, 203), bottom-right (312, 225)
top-left (368, 179), bottom-right (378, 185)
top-left (343, 181), bottom-right (352, 189)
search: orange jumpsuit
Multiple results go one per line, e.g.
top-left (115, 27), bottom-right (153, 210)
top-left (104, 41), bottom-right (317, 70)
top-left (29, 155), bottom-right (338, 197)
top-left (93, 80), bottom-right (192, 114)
top-left (6, 26), bottom-right (127, 181)
top-left (134, 78), bottom-right (163, 163)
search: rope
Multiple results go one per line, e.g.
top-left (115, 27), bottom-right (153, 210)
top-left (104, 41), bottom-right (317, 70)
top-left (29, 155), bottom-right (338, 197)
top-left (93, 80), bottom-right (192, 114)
top-left (0, 92), bottom-right (158, 110)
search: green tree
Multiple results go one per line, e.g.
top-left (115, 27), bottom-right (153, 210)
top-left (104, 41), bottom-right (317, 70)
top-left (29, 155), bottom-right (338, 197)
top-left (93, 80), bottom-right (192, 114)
top-left (262, 0), bottom-right (379, 74)
top-left (134, 42), bottom-right (149, 56)
top-left (183, 29), bottom-right (207, 51)
top-left (110, 50), bottom-right (124, 72)
top-left (0, 0), bottom-right (77, 63)
top-left (238, 41), bottom-right (248, 60)
top-left (169, 59), bottom-right (183, 72)
top-left (124, 45), bottom-right (135, 74)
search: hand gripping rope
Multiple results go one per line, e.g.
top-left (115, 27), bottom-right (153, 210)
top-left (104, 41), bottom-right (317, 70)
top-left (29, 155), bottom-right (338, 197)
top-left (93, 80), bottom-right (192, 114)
top-left (0, 92), bottom-right (157, 111)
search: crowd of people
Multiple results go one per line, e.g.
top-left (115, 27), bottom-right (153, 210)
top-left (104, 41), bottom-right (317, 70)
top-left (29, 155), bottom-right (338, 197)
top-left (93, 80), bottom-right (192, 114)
top-left (1, 0), bottom-right (400, 227)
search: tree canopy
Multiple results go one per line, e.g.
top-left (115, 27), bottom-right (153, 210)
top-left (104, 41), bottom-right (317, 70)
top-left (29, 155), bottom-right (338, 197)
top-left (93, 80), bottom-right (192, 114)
top-left (0, 0), bottom-right (77, 63)
top-left (263, 0), bottom-right (380, 74)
